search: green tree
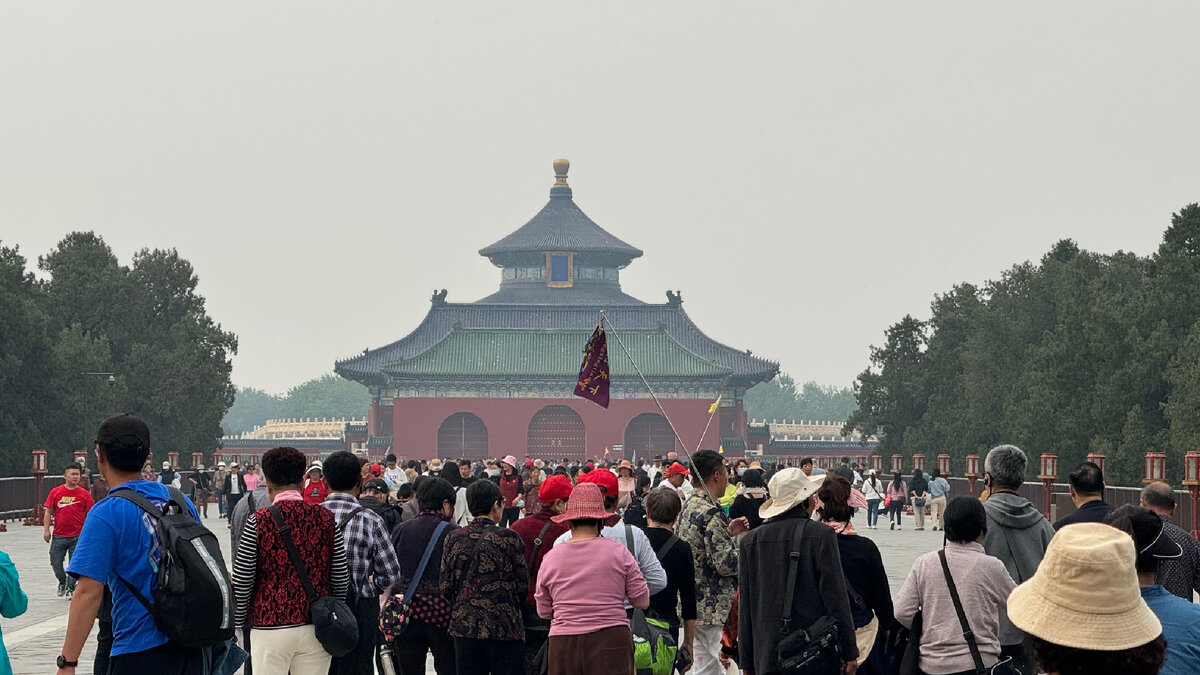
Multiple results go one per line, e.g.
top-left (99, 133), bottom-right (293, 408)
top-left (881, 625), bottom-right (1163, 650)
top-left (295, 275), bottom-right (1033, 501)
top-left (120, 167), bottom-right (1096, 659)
top-left (276, 374), bottom-right (371, 420)
top-left (222, 387), bottom-right (283, 435)
top-left (844, 315), bottom-right (928, 454)
top-left (1165, 322), bottom-right (1200, 478)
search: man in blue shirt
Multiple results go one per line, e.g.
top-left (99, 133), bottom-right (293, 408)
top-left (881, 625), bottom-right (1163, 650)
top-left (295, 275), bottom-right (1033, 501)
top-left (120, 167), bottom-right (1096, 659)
top-left (57, 414), bottom-right (203, 675)
top-left (1105, 505), bottom-right (1200, 675)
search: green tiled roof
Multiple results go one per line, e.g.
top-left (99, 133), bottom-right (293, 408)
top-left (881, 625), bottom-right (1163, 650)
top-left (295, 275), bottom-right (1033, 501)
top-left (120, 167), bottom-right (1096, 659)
top-left (720, 437), bottom-right (747, 451)
top-left (383, 328), bottom-right (732, 379)
top-left (367, 435), bottom-right (393, 448)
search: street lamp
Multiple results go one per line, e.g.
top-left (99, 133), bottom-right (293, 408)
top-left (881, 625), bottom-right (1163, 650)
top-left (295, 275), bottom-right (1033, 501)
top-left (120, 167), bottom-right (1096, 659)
top-left (1038, 453), bottom-right (1058, 520)
top-left (912, 454), bottom-right (925, 472)
top-left (167, 452), bottom-right (179, 471)
top-left (25, 449), bottom-right (48, 526)
top-left (1085, 452), bottom-right (1106, 473)
top-left (191, 452), bottom-right (203, 470)
top-left (937, 454), bottom-right (951, 476)
top-left (891, 454), bottom-right (903, 474)
top-left (871, 454), bottom-right (883, 473)
top-left (1143, 452), bottom-right (1167, 484)
top-left (1184, 452), bottom-right (1200, 540)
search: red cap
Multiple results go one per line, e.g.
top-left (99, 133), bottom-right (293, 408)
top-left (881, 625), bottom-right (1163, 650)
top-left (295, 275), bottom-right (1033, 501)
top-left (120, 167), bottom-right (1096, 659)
top-left (539, 474), bottom-right (574, 504)
top-left (579, 467), bottom-right (619, 496)
top-left (525, 460), bottom-right (535, 468)
top-left (666, 463), bottom-right (691, 478)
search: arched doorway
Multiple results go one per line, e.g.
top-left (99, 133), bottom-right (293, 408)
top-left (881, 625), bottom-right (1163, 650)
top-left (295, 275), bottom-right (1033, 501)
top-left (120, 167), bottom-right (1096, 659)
top-left (624, 413), bottom-right (678, 459)
top-left (437, 412), bottom-right (489, 460)
top-left (527, 405), bottom-right (586, 460)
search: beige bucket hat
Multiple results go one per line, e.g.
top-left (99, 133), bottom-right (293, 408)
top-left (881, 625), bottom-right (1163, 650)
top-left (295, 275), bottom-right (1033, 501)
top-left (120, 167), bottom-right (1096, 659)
top-left (1007, 522), bottom-right (1162, 650)
top-left (759, 467), bottom-right (825, 520)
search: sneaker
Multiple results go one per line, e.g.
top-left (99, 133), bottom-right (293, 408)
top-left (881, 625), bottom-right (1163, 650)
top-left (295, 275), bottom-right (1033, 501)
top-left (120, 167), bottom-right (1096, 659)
top-left (932, 526), bottom-right (938, 531)
top-left (65, 589), bottom-right (73, 600)
top-left (57, 584), bottom-right (65, 597)
top-left (889, 522), bottom-right (895, 531)
top-left (916, 527), bottom-right (924, 531)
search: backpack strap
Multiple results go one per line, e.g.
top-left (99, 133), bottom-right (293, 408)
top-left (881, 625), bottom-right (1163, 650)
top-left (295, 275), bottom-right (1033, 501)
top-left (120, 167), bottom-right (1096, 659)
top-left (108, 487), bottom-right (194, 615)
top-left (526, 521), bottom-right (554, 567)
top-left (938, 549), bottom-right (987, 674)
top-left (654, 534), bottom-right (680, 562)
top-left (267, 505), bottom-right (320, 605)
top-left (402, 520), bottom-right (450, 604)
top-left (624, 522), bottom-right (636, 556)
top-left (338, 506), bottom-right (368, 532)
top-left (779, 519), bottom-right (809, 636)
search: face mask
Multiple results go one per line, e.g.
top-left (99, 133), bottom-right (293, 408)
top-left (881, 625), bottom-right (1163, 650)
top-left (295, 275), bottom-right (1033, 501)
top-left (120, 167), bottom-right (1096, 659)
top-left (489, 469), bottom-right (500, 477)
top-left (738, 467), bottom-right (747, 476)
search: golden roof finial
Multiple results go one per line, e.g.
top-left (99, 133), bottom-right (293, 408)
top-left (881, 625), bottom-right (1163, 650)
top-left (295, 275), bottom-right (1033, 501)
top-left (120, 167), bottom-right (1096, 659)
top-left (553, 158), bottom-right (570, 187)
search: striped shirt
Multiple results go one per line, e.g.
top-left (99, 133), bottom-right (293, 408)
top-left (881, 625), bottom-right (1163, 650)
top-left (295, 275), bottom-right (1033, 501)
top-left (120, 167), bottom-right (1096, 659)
top-left (321, 492), bottom-right (403, 599)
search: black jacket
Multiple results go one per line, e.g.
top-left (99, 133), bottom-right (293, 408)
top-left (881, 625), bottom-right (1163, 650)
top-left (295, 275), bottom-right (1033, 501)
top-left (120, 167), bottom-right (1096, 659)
top-left (359, 495), bottom-right (404, 536)
top-left (738, 509), bottom-right (858, 673)
top-left (223, 471), bottom-right (248, 495)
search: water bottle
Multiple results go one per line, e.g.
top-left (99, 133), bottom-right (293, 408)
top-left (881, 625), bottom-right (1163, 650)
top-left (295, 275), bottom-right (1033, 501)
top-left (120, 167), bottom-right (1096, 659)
top-left (378, 644), bottom-right (398, 675)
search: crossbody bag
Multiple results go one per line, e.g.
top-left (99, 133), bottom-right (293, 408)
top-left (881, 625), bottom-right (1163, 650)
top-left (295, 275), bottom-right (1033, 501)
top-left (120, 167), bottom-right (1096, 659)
top-left (938, 550), bottom-right (1016, 675)
top-left (379, 520), bottom-right (450, 641)
top-left (776, 519), bottom-right (843, 675)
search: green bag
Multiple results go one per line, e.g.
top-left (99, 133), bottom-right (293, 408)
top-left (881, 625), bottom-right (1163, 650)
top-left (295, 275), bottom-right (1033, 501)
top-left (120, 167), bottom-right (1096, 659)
top-left (632, 608), bottom-right (677, 675)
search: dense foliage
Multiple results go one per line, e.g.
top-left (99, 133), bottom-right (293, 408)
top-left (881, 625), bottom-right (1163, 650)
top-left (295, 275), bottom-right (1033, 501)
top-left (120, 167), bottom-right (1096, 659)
top-left (0, 233), bottom-right (237, 475)
top-left (222, 374), bottom-right (371, 435)
top-left (844, 204), bottom-right (1200, 486)
top-left (744, 373), bottom-right (857, 423)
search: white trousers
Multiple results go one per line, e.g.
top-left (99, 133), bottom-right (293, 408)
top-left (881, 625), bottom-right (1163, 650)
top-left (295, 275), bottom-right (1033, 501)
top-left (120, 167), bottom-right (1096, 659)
top-left (692, 623), bottom-right (726, 675)
top-left (249, 624), bottom-right (331, 675)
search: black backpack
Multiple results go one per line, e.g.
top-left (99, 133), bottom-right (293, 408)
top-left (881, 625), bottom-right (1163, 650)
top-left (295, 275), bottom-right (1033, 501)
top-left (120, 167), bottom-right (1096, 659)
top-left (112, 487), bottom-right (235, 649)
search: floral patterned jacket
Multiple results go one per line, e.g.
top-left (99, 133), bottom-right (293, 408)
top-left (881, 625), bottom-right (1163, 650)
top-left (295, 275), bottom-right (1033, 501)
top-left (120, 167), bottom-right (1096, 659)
top-left (677, 489), bottom-right (738, 626)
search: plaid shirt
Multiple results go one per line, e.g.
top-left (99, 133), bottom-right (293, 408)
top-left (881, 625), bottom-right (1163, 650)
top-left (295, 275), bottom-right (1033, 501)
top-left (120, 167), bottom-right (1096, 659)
top-left (322, 492), bottom-right (402, 598)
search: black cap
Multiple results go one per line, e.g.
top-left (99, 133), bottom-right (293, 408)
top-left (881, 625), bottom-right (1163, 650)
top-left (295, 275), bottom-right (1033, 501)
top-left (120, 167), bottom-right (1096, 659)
top-left (362, 478), bottom-right (390, 494)
top-left (95, 414), bottom-right (150, 451)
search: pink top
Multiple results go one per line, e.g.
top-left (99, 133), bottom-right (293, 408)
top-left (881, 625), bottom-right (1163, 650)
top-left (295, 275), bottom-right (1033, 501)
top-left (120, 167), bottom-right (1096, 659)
top-left (244, 473), bottom-right (259, 491)
top-left (535, 536), bottom-right (649, 636)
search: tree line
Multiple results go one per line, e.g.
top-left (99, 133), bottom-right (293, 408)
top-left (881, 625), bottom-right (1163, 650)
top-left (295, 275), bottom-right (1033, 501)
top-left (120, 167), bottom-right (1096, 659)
top-left (743, 374), bottom-right (857, 424)
top-left (0, 233), bottom-right (237, 476)
top-left (844, 204), bottom-right (1200, 487)
top-left (222, 374), bottom-right (371, 435)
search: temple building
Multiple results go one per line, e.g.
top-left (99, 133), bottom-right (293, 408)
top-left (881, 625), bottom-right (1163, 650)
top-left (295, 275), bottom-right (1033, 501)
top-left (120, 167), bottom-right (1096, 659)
top-left (335, 160), bottom-right (779, 461)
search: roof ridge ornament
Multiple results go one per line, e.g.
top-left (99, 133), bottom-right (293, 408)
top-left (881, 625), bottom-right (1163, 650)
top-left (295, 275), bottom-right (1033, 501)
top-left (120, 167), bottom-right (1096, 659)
top-left (553, 158), bottom-right (569, 187)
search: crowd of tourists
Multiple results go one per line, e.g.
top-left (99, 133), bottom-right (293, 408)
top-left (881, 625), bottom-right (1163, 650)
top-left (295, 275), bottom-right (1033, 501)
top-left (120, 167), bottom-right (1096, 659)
top-left (2, 413), bottom-right (1192, 675)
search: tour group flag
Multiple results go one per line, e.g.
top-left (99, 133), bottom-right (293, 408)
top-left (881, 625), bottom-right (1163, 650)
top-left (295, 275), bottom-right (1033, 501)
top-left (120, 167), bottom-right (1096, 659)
top-left (574, 324), bottom-right (610, 408)
top-left (708, 394), bottom-right (722, 415)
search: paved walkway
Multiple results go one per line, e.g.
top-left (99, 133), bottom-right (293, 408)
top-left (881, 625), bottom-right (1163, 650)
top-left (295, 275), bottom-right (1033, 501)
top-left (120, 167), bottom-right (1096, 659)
top-left (2, 508), bottom-right (944, 673)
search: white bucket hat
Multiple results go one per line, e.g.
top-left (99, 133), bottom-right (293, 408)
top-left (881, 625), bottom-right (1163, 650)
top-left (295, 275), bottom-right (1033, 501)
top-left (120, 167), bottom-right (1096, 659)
top-left (758, 467), bottom-right (825, 520)
top-left (1007, 522), bottom-right (1162, 650)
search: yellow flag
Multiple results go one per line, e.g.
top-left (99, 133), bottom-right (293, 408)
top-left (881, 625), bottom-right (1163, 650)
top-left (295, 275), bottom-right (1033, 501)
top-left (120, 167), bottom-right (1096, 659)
top-left (718, 444), bottom-right (725, 454)
top-left (708, 395), bottom-right (722, 415)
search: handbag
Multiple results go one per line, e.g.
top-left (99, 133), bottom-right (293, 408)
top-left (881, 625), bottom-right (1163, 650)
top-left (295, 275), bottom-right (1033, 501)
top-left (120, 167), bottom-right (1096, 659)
top-left (267, 505), bottom-right (358, 658)
top-left (887, 611), bottom-right (923, 675)
top-left (379, 520), bottom-right (451, 640)
top-left (912, 496), bottom-right (927, 508)
top-left (776, 520), bottom-right (843, 675)
top-left (883, 495), bottom-right (893, 508)
top-left (938, 550), bottom-right (1017, 675)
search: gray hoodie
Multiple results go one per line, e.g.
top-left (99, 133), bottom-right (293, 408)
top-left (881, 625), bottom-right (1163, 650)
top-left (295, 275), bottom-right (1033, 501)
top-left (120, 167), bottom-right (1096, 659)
top-left (981, 491), bottom-right (1055, 646)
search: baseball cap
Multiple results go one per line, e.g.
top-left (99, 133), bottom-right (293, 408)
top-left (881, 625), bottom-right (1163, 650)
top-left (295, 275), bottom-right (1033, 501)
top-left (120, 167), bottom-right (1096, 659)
top-left (362, 478), bottom-right (390, 494)
top-left (539, 474), bottom-right (573, 503)
top-left (666, 463), bottom-right (691, 478)
top-left (579, 466), bottom-right (618, 495)
top-left (95, 414), bottom-right (150, 450)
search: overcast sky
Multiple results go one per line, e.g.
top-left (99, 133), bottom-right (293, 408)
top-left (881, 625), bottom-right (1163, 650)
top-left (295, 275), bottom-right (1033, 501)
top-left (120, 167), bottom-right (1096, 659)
top-left (3, 3), bottom-right (1198, 395)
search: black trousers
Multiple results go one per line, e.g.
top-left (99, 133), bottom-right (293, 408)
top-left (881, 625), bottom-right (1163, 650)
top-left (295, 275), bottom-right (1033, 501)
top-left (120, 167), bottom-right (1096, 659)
top-left (393, 618), bottom-right (456, 675)
top-left (331, 596), bottom-right (381, 675)
top-left (108, 642), bottom-right (204, 675)
top-left (454, 637), bottom-right (524, 675)
top-left (501, 507), bottom-right (521, 527)
top-left (95, 587), bottom-right (113, 675)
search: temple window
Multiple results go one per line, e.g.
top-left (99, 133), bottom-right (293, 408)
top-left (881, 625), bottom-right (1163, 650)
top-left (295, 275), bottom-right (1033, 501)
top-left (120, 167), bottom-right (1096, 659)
top-left (546, 252), bottom-right (574, 287)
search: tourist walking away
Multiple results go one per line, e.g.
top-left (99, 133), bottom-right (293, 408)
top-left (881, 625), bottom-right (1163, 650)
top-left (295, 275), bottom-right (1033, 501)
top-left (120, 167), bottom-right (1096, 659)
top-left (224, 462), bottom-right (248, 515)
top-left (359, 478), bottom-right (404, 534)
top-left (535, 483), bottom-right (650, 675)
top-left (232, 446), bottom-right (349, 675)
top-left (321, 451), bottom-right (403, 675)
top-left (728, 468), bottom-right (769, 531)
top-left (860, 470), bottom-right (884, 530)
top-left (1053, 461), bottom-right (1113, 530)
top-left (214, 461), bottom-right (228, 517)
top-left (553, 468), bottom-right (667, 595)
top-left (441, 480), bottom-right (529, 675)
top-left (195, 465), bottom-right (212, 518)
top-left (389, 477), bottom-right (459, 675)
top-left (230, 476), bottom-right (270, 550)
top-left (0, 548), bottom-right (28, 675)
top-left (927, 468), bottom-right (950, 531)
top-left (979, 444), bottom-right (1055, 674)
top-left (738, 467), bottom-right (859, 675)
top-left (44, 463), bottom-right (94, 599)
top-left (303, 462), bottom-right (328, 504)
top-left (818, 475), bottom-right (892, 674)
top-left (909, 469), bottom-right (930, 531)
top-left (493, 455), bottom-right (524, 527)
top-left (677, 450), bottom-right (749, 675)
top-left (59, 414), bottom-right (213, 674)
top-left (895, 497), bottom-right (1016, 675)
top-left (509, 474), bottom-right (573, 674)
top-left (886, 472), bottom-right (907, 530)
top-left (1007, 523), bottom-right (1167, 675)
top-left (643, 488), bottom-right (697, 670)
top-left (834, 457), bottom-right (856, 484)
top-left (1105, 506), bottom-right (1200, 675)
top-left (1140, 480), bottom-right (1200, 601)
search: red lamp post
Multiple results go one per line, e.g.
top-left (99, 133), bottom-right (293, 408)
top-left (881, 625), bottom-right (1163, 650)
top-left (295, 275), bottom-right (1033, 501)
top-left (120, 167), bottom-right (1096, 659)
top-left (1184, 452), bottom-right (1200, 540)
top-left (891, 454), bottom-right (903, 474)
top-left (25, 449), bottom-right (49, 526)
top-left (937, 454), bottom-right (951, 476)
top-left (912, 454), bottom-right (925, 472)
top-left (167, 452), bottom-right (179, 471)
top-left (871, 454), bottom-right (883, 473)
top-left (1085, 452), bottom-right (1106, 473)
top-left (964, 454), bottom-right (981, 496)
top-left (1143, 452), bottom-right (1167, 484)
top-left (191, 452), bottom-right (203, 470)
top-left (1038, 453), bottom-right (1058, 520)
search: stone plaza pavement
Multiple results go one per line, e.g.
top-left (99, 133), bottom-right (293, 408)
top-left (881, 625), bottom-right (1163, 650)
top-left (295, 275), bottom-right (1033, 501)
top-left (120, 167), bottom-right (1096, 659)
top-left (2, 507), bottom-right (946, 673)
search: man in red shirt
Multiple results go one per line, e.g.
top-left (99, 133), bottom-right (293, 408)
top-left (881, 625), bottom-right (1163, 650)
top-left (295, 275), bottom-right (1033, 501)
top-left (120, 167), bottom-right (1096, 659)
top-left (44, 463), bottom-right (95, 599)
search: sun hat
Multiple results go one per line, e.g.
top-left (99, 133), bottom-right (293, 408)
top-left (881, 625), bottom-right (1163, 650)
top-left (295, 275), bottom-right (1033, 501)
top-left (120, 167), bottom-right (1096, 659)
top-left (217, 461), bottom-right (226, 468)
top-left (539, 474), bottom-right (574, 503)
top-left (501, 455), bottom-right (518, 470)
top-left (552, 483), bottom-right (610, 523)
top-left (534, 459), bottom-right (545, 469)
top-left (759, 468), bottom-right (826, 520)
top-left (578, 467), bottom-right (619, 496)
top-left (1007, 522), bottom-right (1162, 650)
top-left (618, 460), bottom-right (633, 473)
top-left (748, 461), bottom-right (763, 470)
top-left (429, 458), bottom-right (443, 470)
top-left (666, 463), bottom-right (691, 478)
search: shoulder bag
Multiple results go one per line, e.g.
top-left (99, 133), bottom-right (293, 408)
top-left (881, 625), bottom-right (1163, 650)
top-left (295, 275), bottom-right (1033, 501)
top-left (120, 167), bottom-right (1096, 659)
top-left (267, 505), bottom-right (358, 657)
top-left (938, 550), bottom-right (1016, 675)
top-left (379, 520), bottom-right (450, 641)
top-left (776, 519), bottom-right (843, 675)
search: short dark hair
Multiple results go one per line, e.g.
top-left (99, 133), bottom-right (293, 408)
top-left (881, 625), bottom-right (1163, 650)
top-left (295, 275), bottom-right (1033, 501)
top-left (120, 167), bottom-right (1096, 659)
top-left (1104, 505), bottom-right (1167, 574)
top-left (322, 451), bottom-right (363, 491)
top-left (943, 496), bottom-right (987, 544)
top-left (385, 453), bottom-right (397, 463)
top-left (1030, 635), bottom-right (1165, 675)
top-left (1141, 481), bottom-right (1176, 511)
top-left (690, 450), bottom-right (724, 482)
top-left (568, 517), bottom-right (603, 535)
top-left (741, 468), bottom-right (766, 488)
top-left (98, 436), bottom-right (149, 473)
top-left (645, 488), bottom-right (682, 524)
top-left (841, 457), bottom-right (850, 464)
top-left (261, 447), bottom-right (307, 487)
top-left (64, 465), bottom-right (81, 475)
top-left (417, 477), bottom-right (456, 511)
top-left (1068, 461), bottom-right (1104, 496)
top-left (603, 495), bottom-right (619, 511)
top-left (396, 483), bottom-right (414, 500)
top-left (466, 479), bottom-right (503, 517)
top-left (800, 457), bottom-right (814, 467)
top-left (817, 474), bottom-right (853, 523)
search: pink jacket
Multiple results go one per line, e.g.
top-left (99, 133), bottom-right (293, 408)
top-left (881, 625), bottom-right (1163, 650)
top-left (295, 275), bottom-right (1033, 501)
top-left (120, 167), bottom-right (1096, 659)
top-left (887, 481), bottom-right (907, 500)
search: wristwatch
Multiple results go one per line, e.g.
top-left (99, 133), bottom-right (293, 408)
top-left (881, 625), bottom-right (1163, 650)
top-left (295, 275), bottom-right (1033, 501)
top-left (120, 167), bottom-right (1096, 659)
top-left (57, 655), bottom-right (79, 668)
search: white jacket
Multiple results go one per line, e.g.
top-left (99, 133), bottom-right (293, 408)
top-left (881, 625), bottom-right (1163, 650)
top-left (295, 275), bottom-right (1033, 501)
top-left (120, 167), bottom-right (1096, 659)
top-left (861, 477), bottom-right (884, 501)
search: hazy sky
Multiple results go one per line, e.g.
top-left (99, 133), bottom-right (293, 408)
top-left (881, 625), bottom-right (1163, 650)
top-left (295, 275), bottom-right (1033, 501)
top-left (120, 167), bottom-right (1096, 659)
top-left (3, 3), bottom-right (1198, 395)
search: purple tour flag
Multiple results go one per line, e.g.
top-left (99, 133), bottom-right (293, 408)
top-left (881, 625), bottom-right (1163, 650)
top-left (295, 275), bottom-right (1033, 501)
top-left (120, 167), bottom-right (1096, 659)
top-left (574, 324), bottom-right (610, 408)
